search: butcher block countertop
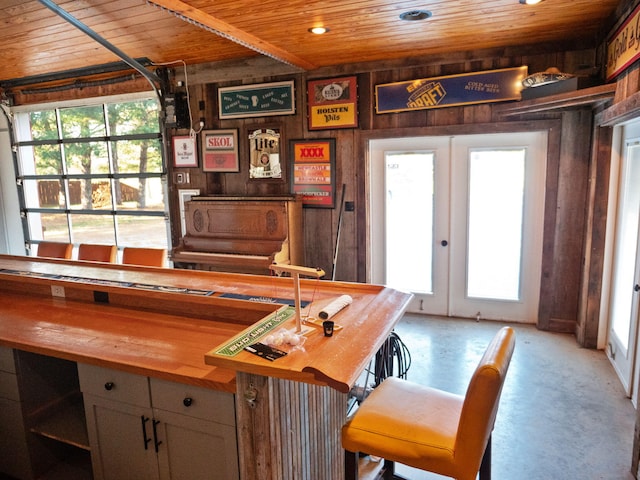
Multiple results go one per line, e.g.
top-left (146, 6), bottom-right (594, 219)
top-left (0, 255), bottom-right (411, 393)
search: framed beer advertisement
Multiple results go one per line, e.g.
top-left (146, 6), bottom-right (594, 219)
top-left (248, 127), bottom-right (283, 180)
top-left (172, 135), bottom-right (198, 167)
top-left (201, 129), bottom-right (239, 172)
top-left (218, 81), bottom-right (295, 119)
top-left (290, 138), bottom-right (336, 208)
top-left (307, 76), bottom-right (358, 130)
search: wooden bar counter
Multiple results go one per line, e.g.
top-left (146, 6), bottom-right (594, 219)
top-left (0, 254), bottom-right (411, 480)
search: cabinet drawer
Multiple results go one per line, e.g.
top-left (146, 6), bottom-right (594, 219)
top-left (0, 346), bottom-right (16, 373)
top-left (0, 371), bottom-right (19, 401)
top-left (150, 377), bottom-right (235, 426)
top-left (78, 363), bottom-right (150, 407)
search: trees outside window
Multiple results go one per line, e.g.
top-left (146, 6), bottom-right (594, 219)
top-left (14, 95), bottom-right (168, 256)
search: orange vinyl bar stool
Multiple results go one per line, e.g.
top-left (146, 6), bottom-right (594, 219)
top-left (78, 244), bottom-right (117, 263)
top-left (37, 241), bottom-right (73, 260)
top-left (342, 326), bottom-right (515, 480)
top-left (122, 247), bottom-right (167, 267)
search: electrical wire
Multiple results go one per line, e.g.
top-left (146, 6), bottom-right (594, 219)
top-left (150, 59), bottom-right (203, 137)
top-left (348, 330), bottom-right (411, 411)
top-left (373, 330), bottom-right (412, 386)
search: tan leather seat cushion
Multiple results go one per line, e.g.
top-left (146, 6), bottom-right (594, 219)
top-left (342, 377), bottom-right (464, 472)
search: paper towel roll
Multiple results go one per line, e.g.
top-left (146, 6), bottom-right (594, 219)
top-left (319, 294), bottom-right (353, 320)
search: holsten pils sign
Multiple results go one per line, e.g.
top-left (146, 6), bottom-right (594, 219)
top-left (375, 66), bottom-right (528, 114)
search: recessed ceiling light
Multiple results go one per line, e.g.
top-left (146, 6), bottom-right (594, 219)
top-left (308, 26), bottom-right (329, 35)
top-left (399, 10), bottom-right (432, 21)
top-left (519, 0), bottom-right (543, 4)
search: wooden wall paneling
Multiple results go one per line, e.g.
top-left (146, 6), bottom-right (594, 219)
top-left (356, 72), bottom-right (373, 131)
top-left (355, 129), bottom-right (370, 283)
top-left (537, 121), bottom-right (563, 331)
top-left (463, 104), bottom-right (493, 124)
top-left (577, 119), bottom-right (613, 348)
top-left (621, 67), bottom-right (640, 101)
top-left (303, 208), bottom-right (334, 276)
top-left (548, 110), bottom-right (593, 332)
top-left (333, 130), bottom-right (358, 282)
top-left (11, 75), bottom-right (152, 106)
top-left (432, 106), bottom-right (464, 126)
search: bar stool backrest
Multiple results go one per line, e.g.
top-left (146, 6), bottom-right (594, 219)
top-left (122, 247), bottom-right (167, 267)
top-left (37, 241), bottom-right (73, 259)
top-left (454, 326), bottom-right (515, 476)
top-left (78, 244), bottom-right (117, 263)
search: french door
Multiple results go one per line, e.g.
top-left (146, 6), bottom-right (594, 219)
top-left (605, 120), bottom-right (640, 400)
top-left (369, 131), bottom-right (547, 322)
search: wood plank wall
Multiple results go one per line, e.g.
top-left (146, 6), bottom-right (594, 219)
top-left (168, 46), bottom-right (602, 337)
top-left (9, 42), bottom-right (623, 340)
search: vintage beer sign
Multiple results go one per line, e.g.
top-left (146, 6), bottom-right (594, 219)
top-left (218, 81), bottom-right (295, 119)
top-left (290, 139), bottom-right (336, 208)
top-left (172, 135), bottom-right (198, 167)
top-left (375, 66), bottom-right (528, 114)
top-left (307, 76), bottom-right (358, 130)
top-left (201, 129), bottom-right (239, 172)
top-left (249, 128), bottom-right (281, 179)
top-left (607, 3), bottom-right (640, 81)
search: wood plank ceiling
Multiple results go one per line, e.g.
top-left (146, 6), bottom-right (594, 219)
top-left (0, 0), bottom-right (622, 84)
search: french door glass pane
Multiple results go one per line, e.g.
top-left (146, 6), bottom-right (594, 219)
top-left (467, 149), bottom-right (525, 300)
top-left (611, 144), bottom-right (640, 352)
top-left (384, 152), bottom-right (434, 293)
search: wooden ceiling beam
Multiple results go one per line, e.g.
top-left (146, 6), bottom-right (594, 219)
top-left (147, 0), bottom-right (316, 71)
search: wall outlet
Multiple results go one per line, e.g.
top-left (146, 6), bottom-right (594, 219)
top-left (51, 285), bottom-right (65, 298)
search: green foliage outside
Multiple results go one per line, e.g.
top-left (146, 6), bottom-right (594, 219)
top-left (28, 99), bottom-right (162, 209)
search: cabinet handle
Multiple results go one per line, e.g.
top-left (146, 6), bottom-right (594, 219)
top-left (104, 381), bottom-right (114, 391)
top-left (152, 419), bottom-right (163, 453)
top-left (140, 416), bottom-right (152, 450)
top-left (183, 397), bottom-right (193, 407)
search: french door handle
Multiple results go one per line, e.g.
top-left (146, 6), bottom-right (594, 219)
top-left (634, 284), bottom-right (640, 292)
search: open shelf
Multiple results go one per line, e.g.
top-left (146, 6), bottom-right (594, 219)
top-left (30, 398), bottom-right (89, 451)
top-left (495, 83), bottom-right (617, 117)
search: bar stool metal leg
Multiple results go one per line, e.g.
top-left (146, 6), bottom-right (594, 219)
top-left (479, 435), bottom-right (492, 480)
top-left (345, 450), bottom-right (358, 480)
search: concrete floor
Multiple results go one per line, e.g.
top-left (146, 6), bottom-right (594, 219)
top-left (359, 315), bottom-right (636, 480)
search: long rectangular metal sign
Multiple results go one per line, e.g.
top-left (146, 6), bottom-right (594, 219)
top-left (375, 66), bottom-right (528, 114)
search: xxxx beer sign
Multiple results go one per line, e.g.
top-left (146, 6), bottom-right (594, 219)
top-left (375, 66), bottom-right (528, 114)
top-left (290, 139), bottom-right (336, 208)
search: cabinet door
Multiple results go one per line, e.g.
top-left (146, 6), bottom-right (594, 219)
top-left (0, 397), bottom-right (33, 479)
top-left (84, 394), bottom-right (159, 480)
top-left (154, 409), bottom-right (239, 480)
